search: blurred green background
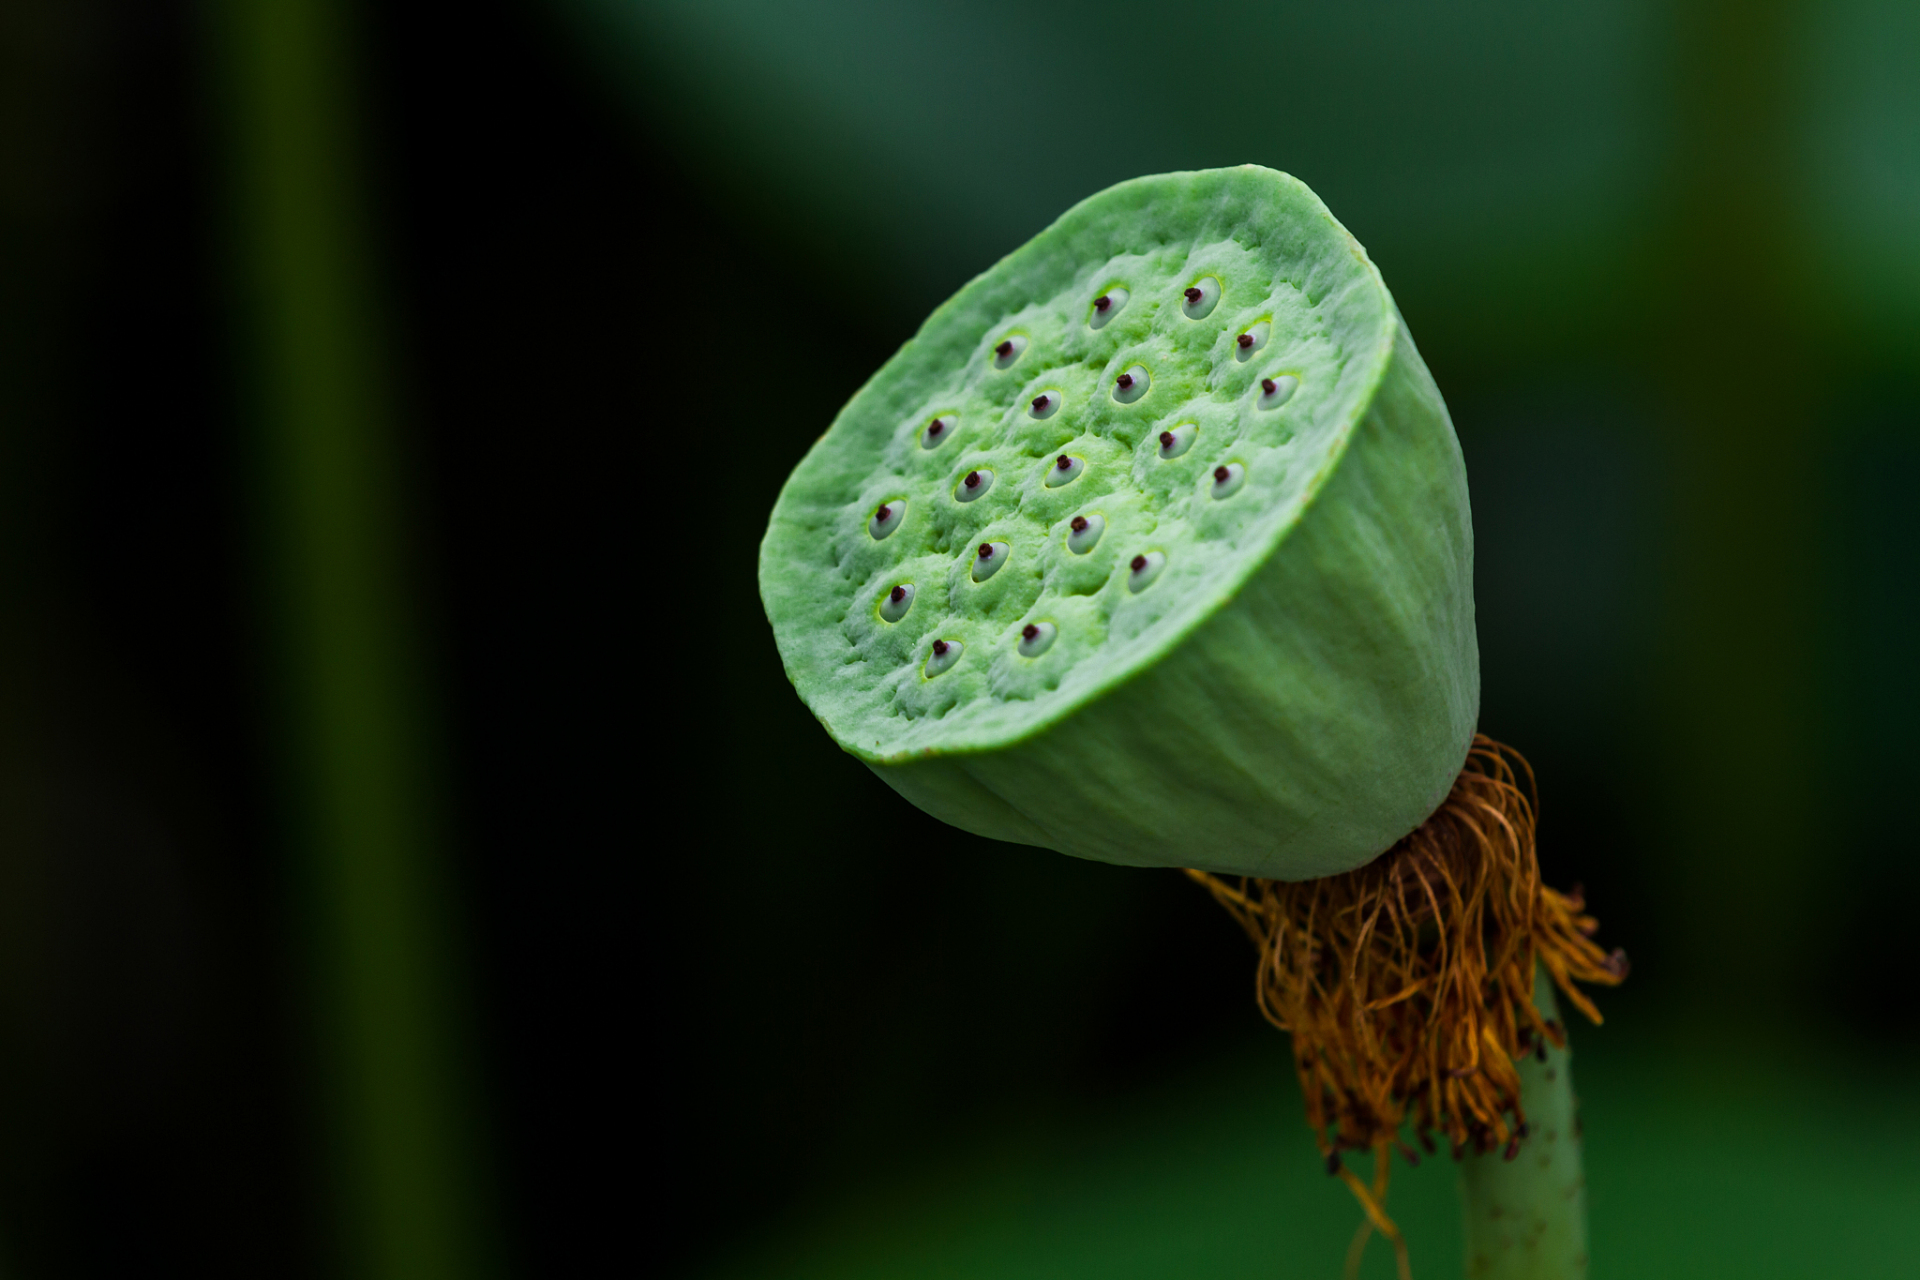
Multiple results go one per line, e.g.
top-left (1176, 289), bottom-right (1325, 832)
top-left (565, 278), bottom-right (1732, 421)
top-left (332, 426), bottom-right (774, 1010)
top-left (0, 0), bottom-right (1915, 1276)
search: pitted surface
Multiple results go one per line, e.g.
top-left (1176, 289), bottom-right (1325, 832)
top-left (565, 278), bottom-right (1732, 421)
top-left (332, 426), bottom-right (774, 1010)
top-left (762, 167), bottom-right (1398, 762)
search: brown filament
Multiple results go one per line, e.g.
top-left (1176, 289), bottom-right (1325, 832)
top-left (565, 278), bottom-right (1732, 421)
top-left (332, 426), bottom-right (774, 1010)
top-left (1185, 735), bottom-right (1625, 1266)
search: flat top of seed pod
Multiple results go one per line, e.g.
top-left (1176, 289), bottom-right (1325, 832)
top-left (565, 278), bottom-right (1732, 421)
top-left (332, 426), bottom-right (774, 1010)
top-left (760, 166), bottom-right (1398, 764)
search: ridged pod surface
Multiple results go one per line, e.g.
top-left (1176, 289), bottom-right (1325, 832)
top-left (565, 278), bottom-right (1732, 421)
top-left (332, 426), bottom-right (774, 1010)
top-left (759, 166), bottom-right (1477, 880)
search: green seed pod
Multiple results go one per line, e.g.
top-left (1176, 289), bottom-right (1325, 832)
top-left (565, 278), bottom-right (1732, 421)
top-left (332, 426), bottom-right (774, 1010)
top-left (759, 166), bottom-right (1476, 880)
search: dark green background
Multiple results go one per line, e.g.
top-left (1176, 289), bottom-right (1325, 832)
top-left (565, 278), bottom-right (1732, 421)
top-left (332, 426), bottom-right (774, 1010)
top-left (0, 0), bottom-right (1914, 1276)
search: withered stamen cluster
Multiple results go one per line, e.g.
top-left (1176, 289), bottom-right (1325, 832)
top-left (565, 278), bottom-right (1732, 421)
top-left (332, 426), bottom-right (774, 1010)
top-left (1187, 736), bottom-right (1626, 1275)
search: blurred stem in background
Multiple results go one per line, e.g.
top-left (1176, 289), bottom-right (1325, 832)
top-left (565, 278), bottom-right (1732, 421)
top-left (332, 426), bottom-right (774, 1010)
top-left (1657, 0), bottom-right (1826, 1022)
top-left (204, 0), bottom-right (494, 1276)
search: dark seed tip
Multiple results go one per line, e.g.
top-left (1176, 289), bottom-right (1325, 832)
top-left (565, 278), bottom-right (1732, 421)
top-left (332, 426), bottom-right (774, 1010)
top-left (995, 340), bottom-right (1012, 356)
top-left (1262, 378), bottom-right (1277, 394)
top-left (978, 543), bottom-right (993, 558)
top-left (1094, 294), bottom-right (1110, 310)
top-left (1056, 454), bottom-right (1071, 469)
top-left (1159, 431), bottom-right (1174, 446)
top-left (1237, 333), bottom-right (1253, 348)
top-left (1214, 465), bottom-right (1230, 482)
top-left (1184, 287), bottom-right (1203, 303)
top-left (1116, 373), bottom-right (1133, 389)
top-left (1032, 395), bottom-right (1048, 410)
top-left (932, 640), bottom-right (947, 656)
top-left (1022, 624), bottom-right (1038, 640)
top-left (965, 471), bottom-right (980, 487)
top-left (927, 419), bottom-right (944, 435)
top-left (876, 504), bottom-right (891, 520)
top-left (1070, 516), bottom-right (1087, 532)
top-left (1130, 554), bottom-right (1147, 572)
top-left (889, 586), bottom-right (905, 602)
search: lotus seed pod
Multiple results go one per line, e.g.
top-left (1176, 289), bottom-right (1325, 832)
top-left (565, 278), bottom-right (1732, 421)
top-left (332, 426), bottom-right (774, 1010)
top-left (758, 166), bottom-right (1477, 880)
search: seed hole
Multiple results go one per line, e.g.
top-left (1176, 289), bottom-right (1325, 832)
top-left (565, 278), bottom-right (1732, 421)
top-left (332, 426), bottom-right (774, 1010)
top-left (1211, 462), bottom-right (1246, 498)
top-left (869, 500), bottom-right (907, 539)
top-left (1234, 321), bottom-right (1270, 363)
top-left (955, 469), bottom-right (994, 503)
top-left (1089, 286), bottom-right (1130, 329)
top-left (880, 583), bottom-right (915, 622)
top-left (922, 414), bottom-right (957, 448)
top-left (1018, 621), bottom-right (1058, 658)
top-left (1029, 391), bottom-right (1061, 419)
top-left (1045, 454), bottom-right (1085, 488)
top-left (1157, 424), bottom-right (1197, 459)
top-left (1067, 512), bottom-right (1105, 555)
top-left (993, 335), bottom-right (1028, 369)
top-left (1112, 364), bottom-right (1150, 404)
top-left (972, 540), bottom-right (1010, 582)
top-left (1181, 276), bottom-right (1221, 319)
top-left (1258, 374), bottom-right (1300, 410)
top-left (1128, 550), bottom-right (1166, 592)
top-left (925, 639), bottom-right (964, 677)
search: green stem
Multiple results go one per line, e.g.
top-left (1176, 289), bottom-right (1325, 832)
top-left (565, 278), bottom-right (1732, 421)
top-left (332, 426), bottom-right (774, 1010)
top-left (1458, 971), bottom-right (1590, 1279)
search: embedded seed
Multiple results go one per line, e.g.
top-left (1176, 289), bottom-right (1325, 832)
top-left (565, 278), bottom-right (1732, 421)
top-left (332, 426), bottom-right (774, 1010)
top-left (1181, 276), bottom-right (1221, 319)
top-left (1045, 453), bottom-right (1084, 488)
top-left (1211, 462), bottom-right (1246, 498)
top-left (1017, 620), bottom-right (1057, 657)
top-left (1089, 286), bottom-right (1129, 329)
top-left (1112, 364), bottom-right (1150, 404)
top-left (924, 638), bottom-right (963, 676)
top-left (880, 582), bottom-right (915, 623)
top-left (956, 469), bottom-right (994, 502)
top-left (1258, 373), bottom-right (1299, 409)
top-left (1067, 512), bottom-right (1104, 554)
top-left (1128, 550), bottom-right (1166, 591)
top-left (922, 414), bottom-right (957, 449)
top-left (869, 500), bottom-right (906, 539)
top-left (972, 540), bottom-right (1010, 582)
top-left (1157, 424), bottom-right (1196, 459)
top-left (1234, 321), bottom-right (1270, 363)
top-left (1029, 391), bottom-right (1060, 419)
top-left (992, 335), bottom-right (1028, 369)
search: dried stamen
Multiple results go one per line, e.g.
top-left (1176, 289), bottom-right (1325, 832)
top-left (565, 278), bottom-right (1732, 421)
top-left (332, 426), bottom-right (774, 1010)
top-left (1183, 737), bottom-right (1627, 1228)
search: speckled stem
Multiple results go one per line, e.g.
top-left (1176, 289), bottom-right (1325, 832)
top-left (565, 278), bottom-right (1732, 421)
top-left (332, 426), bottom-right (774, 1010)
top-left (1459, 970), bottom-right (1590, 1279)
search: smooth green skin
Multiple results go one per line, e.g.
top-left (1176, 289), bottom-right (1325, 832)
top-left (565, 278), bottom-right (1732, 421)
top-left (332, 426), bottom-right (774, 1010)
top-left (1460, 974), bottom-right (1590, 1280)
top-left (760, 167), bottom-right (1477, 879)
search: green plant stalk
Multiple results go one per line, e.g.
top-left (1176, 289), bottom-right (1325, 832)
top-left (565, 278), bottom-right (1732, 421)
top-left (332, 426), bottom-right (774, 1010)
top-left (1458, 970), bottom-right (1589, 1279)
top-left (204, 0), bottom-right (493, 1276)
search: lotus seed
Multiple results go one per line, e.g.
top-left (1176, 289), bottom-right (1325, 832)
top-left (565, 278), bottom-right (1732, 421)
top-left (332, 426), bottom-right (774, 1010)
top-left (880, 582), bottom-right (915, 622)
top-left (924, 638), bottom-right (962, 677)
top-left (1112, 364), bottom-right (1150, 404)
top-left (1258, 374), bottom-right (1300, 410)
top-left (1211, 462), bottom-right (1246, 498)
top-left (1018, 621), bottom-right (1057, 657)
top-left (1181, 276), bottom-right (1220, 319)
top-left (1157, 424), bottom-right (1197, 459)
top-left (869, 500), bottom-right (905, 539)
top-left (972, 541), bottom-right (1009, 582)
top-left (1235, 321), bottom-right (1270, 363)
top-left (1066, 512), bottom-right (1104, 554)
top-left (1089, 286), bottom-right (1129, 329)
top-left (923, 414), bottom-right (957, 448)
top-left (1127, 550), bottom-right (1166, 592)
top-left (1029, 391), bottom-right (1060, 419)
top-left (956, 469), bottom-right (994, 502)
top-left (993, 335), bottom-right (1028, 368)
top-left (1045, 453), bottom-right (1085, 487)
